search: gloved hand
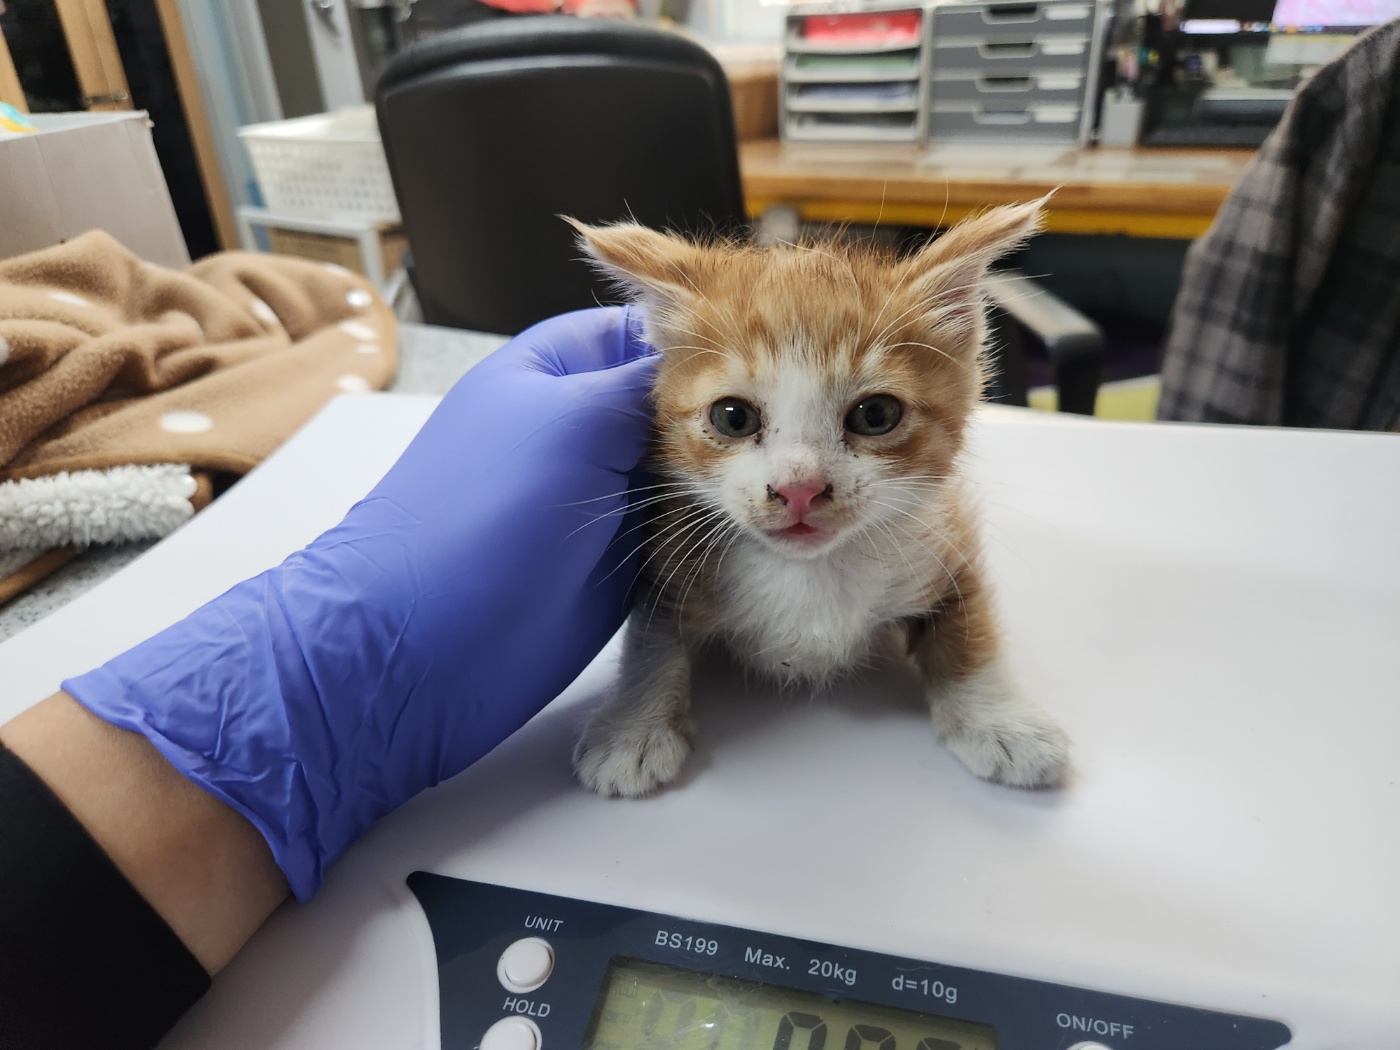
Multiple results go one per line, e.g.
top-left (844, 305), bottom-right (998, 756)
top-left (64, 307), bottom-right (658, 902)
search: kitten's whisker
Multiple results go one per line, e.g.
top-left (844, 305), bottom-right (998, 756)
top-left (709, 523), bottom-right (744, 587)
top-left (866, 294), bottom-right (934, 354)
top-left (661, 511), bottom-right (733, 598)
top-left (576, 488), bottom-right (701, 522)
top-left (648, 507), bottom-right (728, 594)
top-left (633, 518), bottom-right (727, 621)
top-left (745, 636), bottom-right (798, 660)
top-left (894, 535), bottom-right (967, 612)
top-left (888, 501), bottom-right (977, 570)
top-left (866, 515), bottom-right (924, 600)
top-left (881, 339), bottom-right (968, 372)
top-left (564, 489), bottom-right (707, 540)
top-left (662, 518), bottom-right (725, 596)
top-left (666, 321), bottom-right (729, 354)
top-left (601, 497), bottom-right (715, 546)
top-left (863, 243), bottom-right (924, 346)
top-left (674, 519), bottom-right (739, 617)
top-left (867, 255), bottom-right (998, 348)
top-left (574, 491), bottom-right (700, 525)
top-left (884, 480), bottom-right (955, 491)
top-left (647, 505), bottom-right (725, 557)
top-left (594, 518), bottom-right (702, 591)
top-left (557, 481), bottom-right (695, 508)
top-left (592, 501), bottom-right (723, 590)
top-left (854, 527), bottom-right (888, 585)
top-left (877, 492), bottom-right (949, 510)
top-left (672, 267), bottom-right (747, 351)
top-left (870, 496), bottom-right (956, 545)
top-left (913, 275), bottom-right (1007, 344)
top-left (867, 498), bottom-right (970, 593)
top-left (662, 324), bottom-right (737, 361)
top-left (663, 343), bottom-right (731, 361)
top-left (924, 273), bottom-right (999, 305)
top-left (650, 514), bottom-right (733, 630)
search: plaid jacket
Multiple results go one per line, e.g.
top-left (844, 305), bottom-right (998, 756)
top-left (1157, 19), bottom-right (1400, 430)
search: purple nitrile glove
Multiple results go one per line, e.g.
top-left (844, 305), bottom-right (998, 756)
top-left (64, 306), bottom-right (658, 901)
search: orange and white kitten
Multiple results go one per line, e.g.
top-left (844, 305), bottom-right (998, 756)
top-left (569, 203), bottom-right (1069, 798)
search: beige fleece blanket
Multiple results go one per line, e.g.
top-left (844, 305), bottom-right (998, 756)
top-left (0, 230), bottom-right (397, 604)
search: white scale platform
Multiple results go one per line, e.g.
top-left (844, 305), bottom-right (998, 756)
top-left (1, 395), bottom-right (1396, 1049)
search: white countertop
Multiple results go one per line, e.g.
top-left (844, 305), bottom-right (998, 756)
top-left (1, 394), bottom-right (1396, 1049)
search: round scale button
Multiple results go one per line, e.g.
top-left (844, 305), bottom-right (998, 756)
top-left (1066, 1043), bottom-right (1115, 1050)
top-left (479, 1016), bottom-right (541, 1050)
top-left (497, 937), bottom-right (555, 993)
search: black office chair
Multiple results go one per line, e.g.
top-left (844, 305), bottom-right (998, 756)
top-left (375, 17), bottom-right (747, 335)
top-left (376, 17), bottom-right (1102, 410)
top-left (986, 271), bottom-right (1105, 416)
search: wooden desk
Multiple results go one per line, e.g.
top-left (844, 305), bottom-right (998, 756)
top-left (740, 139), bottom-right (1256, 239)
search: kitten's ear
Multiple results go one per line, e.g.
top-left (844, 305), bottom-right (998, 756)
top-left (566, 218), bottom-right (701, 308)
top-left (898, 198), bottom-right (1047, 330)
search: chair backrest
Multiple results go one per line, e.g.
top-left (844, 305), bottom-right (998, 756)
top-left (375, 17), bottom-right (747, 334)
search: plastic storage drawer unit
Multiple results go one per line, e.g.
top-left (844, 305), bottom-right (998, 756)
top-left (781, 6), bottom-right (930, 143)
top-left (931, 69), bottom-right (1086, 104)
top-left (927, 0), bottom-right (1104, 145)
top-left (933, 0), bottom-right (1095, 39)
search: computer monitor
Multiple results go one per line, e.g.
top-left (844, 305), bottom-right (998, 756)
top-left (1180, 0), bottom-right (1276, 36)
top-left (1179, 0), bottom-right (1400, 35)
top-left (1269, 0), bottom-right (1400, 33)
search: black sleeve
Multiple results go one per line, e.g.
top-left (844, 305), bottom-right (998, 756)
top-left (0, 742), bottom-right (210, 1050)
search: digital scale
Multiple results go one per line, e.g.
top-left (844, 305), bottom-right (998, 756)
top-left (407, 875), bottom-right (1288, 1049)
top-left (1, 395), bottom-right (1396, 1050)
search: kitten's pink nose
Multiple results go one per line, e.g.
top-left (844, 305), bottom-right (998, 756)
top-left (768, 481), bottom-right (833, 518)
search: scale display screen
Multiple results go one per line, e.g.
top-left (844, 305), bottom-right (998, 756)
top-left (583, 958), bottom-right (997, 1050)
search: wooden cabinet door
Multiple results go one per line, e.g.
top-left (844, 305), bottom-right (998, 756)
top-left (0, 0), bottom-right (131, 112)
top-left (55, 0), bottom-right (132, 109)
top-left (0, 26), bottom-right (25, 111)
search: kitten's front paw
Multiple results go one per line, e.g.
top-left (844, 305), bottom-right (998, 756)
top-left (932, 661), bottom-right (1070, 789)
top-left (573, 717), bottom-right (694, 798)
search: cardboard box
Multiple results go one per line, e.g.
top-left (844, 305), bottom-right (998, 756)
top-left (728, 67), bottom-right (780, 142)
top-left (265, 223), bottom-right (407, 281)
top-left (0, 111), bottom-right (189, 268)
top-left (713, 43), bottom-right (782, 142)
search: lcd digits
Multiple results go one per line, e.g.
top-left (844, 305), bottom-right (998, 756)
top-left (583, 959), bottom-right (997, 1050)
top-left (771, 1013), bottom-right (963, 1050)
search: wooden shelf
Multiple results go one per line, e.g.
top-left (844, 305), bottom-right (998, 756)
top-left (740, 138), bottom-right (1255, 238)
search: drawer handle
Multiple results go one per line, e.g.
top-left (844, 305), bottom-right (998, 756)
top-left (974, 109), bottom-right (1032, 124)
top-left (979, 75), bottom-right (1032, 91)
top-left (979, 41), bottom-right (1037, 58)
top-left (1033, 106), bottom-right (1080, 122)
top-left (981, 3), bottom-right (1039, 22)
top-left (1036, 73), bottom-right (1083, 90)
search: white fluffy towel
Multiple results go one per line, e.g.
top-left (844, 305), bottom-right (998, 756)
top-left (0, 464), bottom-right (198, 552)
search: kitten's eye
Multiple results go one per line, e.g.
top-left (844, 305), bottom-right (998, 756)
top-left (845, 394), bottom-right (903, 436)
top-left (709, 398), bottom-right (761, 439)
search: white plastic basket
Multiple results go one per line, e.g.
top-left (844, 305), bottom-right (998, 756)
top-left (238, 106), bottom-right (400, 223)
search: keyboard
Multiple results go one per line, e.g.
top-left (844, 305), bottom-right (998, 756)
top-left (1142, 123), bottom-right (1276, 147)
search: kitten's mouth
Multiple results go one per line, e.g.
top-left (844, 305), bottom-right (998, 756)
top-left (769, 522), bottom-right (833, 546)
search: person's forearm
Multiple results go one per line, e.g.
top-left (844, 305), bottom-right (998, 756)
top-left (0, 692), bottom-right (288, 974)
